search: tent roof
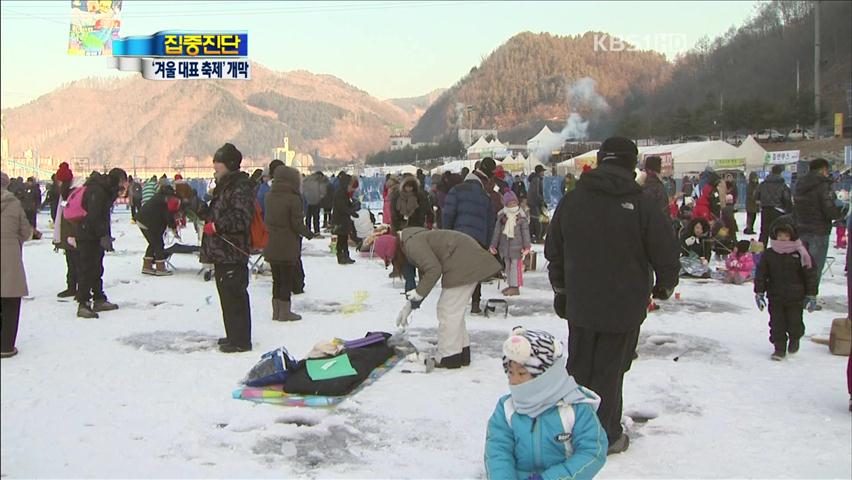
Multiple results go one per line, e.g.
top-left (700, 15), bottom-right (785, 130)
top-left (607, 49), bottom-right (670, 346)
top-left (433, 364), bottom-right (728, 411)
top-left (560, 140), bottom-right (741, 173)
top-left (468, 136), bottom-right (491, 151)
top-left (528, 125), bottom-right (559, 145)
top-left (736, 135), bottom-right (767, 169)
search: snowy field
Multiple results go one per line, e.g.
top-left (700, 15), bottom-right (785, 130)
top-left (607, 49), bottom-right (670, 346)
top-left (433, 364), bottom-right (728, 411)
top-left (2, 209), bottom-right (850, 479)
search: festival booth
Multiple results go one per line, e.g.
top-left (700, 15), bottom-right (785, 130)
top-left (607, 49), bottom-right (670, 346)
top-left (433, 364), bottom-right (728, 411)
top-left (362, 164), bottom-right (418, 177)
top-left (500, 154), bottom-right (545, 175)
top-left (430, 158), bottom-right (487, 174)
top-left (561, 140), bottom-right (741, 177)
top-left (736, 135), bottom-right (769, 172)
top-left (467, 136), bottom-right (510, 159)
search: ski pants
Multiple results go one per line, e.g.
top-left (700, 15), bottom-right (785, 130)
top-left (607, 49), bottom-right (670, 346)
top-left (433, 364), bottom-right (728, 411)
top-left (759, 207), bottom-right (784, 247)
top-left (436, 283), bottom-right (477, 359)
top-left (767, 299), bottom-right (804, 346)
top-left (75, 239), bottom-right (106, 305)
top-left (65, 248), bottom-right (80, 292)
top-left (215, 263), bottom-right (252, 349)
top-left (566, 321), bottom-right (640, 445)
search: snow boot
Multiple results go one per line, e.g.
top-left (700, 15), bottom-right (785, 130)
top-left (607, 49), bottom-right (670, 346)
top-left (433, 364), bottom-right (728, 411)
top-left (470, 301), bottom-right (483, 315)
top-left (154, 260), bottom-right (173, 276)
top-left (271, 298), bottom-right (281, 321)
top-left (434, 355), bottom-right (464, 369)
top-left (57, 288), bottom-right (77, 298)
top-left (219, 343), bottom-right (252, 353)
top-left (461, 346), bottom-right (471, 366)
top-left (217, 337), bottom-right (229, 345)
top-left (141, 257), bottom-right (156, 275)
top-left (278, 300), bottom-right (302, 321)
top-left (771, 342), bottom-right (787, 361)
top-left (92, 299), bottom-right (119, 312)
top-left (77, 302), bottom-right (99, 319)
top-left (0, 347), bottom-right (19, 359)
top-left (787, 337), bottom-right (800, 354)
top-left (607, 434), bottom-right (630, 455)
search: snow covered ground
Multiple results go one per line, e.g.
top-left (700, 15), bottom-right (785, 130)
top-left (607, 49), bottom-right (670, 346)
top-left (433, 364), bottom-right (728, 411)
top-left (2, 209), bottom-right (850, 478)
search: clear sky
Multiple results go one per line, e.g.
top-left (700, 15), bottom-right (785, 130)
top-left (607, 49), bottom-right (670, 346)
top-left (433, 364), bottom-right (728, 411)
top-left (0, 0), bottom-right (760, 108)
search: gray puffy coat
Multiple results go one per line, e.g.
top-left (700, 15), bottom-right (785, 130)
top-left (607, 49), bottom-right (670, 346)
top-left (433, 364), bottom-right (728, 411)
top-left (490, 210), bottom-right (531, 260)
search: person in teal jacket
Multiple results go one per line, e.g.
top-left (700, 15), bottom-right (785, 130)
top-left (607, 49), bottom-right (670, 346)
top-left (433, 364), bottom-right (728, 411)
top-left (485, 327), bottom-right (607, 480)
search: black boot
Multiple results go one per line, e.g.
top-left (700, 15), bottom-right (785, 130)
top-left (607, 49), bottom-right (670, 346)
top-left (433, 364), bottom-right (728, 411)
top-left (93, 299), bottom-right (119, 312)
top-left (77, 302), bottom-right (99, 319)
top-left (57, 288), bottom-right (77, 298)
top-left (435, 352), bottom-right (465, 369)
top-left (771, 342), bottom-right (787, 361)
top-left (219, 343), bottom-right (252, 353)
top-left (607, 433), bottom-right (630, 455)
top-left (461, 346), bottom-right (471, 366)
top-left (787, 337), bottom-right (800, 354)
top-left (470, 301), bottom-right (482, 315)
top-left (217, 337), bottom-right (229, 345)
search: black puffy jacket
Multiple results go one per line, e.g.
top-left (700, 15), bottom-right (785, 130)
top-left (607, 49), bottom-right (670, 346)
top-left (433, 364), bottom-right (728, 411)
top-left (756, 174), bottom-right (792, 212)
top-left (545, 163), bottom-right (680, 333)
top-left (78, 172), bottom-right (119, 242)
top-left (793, 171), bottom-right (842, 236)
top-left (136, 187), bottom-right (177, 234)
top-left (755, 249), bottom-right (818, 301)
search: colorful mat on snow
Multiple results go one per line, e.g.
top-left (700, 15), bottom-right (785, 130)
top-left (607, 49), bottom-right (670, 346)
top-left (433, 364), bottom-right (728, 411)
top-left (232, 355), bottom-right (401, 407)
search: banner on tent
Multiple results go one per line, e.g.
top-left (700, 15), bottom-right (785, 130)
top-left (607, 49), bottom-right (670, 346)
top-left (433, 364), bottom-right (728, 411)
top-left (711, 157), bottom-right (746, 169)
top-left (764, 150), bottom-right (800, 165)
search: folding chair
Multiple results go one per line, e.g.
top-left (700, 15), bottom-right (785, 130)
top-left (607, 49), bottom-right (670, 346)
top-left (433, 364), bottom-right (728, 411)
top-left (823, 256), bottom-right (836, 277)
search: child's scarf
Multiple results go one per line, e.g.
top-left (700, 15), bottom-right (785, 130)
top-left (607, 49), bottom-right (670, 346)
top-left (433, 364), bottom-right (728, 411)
top-left (501, 206), bottom-right (520, 239)
top-left (770, 239), bottom-right (813, 268)
top-left (509, 357), bottom-right (590, 418)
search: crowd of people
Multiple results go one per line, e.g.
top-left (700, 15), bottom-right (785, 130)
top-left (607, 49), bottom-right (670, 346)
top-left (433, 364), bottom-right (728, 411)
top-left (1, 136), bottom-right (850, 475)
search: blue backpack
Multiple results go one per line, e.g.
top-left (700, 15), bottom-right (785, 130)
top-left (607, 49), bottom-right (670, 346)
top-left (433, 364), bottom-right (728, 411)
top-left (243, 347), bottom-right (298, 387)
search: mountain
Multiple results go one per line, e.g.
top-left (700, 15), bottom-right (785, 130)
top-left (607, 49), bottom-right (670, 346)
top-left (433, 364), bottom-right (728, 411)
top-left (386, 89), bottom-right (447, 123)
top-left (411, 32), bottom-right (672, 143)
top-left (620, 0), bottom-right (852, 138)
top-left (0, 63), bottom-right (438, 168)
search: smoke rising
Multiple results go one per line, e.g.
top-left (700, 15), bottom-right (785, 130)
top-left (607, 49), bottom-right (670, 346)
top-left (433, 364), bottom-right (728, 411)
top-left (529, 77), bottom-right (609, 160)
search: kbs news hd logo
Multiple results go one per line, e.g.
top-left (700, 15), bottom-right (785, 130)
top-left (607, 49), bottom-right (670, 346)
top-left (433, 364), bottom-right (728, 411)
top-left (108, 31), bottom-right (251, 81)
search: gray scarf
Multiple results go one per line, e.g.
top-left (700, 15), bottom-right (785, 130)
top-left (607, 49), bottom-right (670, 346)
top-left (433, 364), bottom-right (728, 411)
top-left (509, 357), bottom-right (589, 418)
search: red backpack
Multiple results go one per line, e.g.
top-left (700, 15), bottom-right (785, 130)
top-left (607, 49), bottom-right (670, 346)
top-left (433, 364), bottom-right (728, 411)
top-left (250, 200), bottom-right (268, 251)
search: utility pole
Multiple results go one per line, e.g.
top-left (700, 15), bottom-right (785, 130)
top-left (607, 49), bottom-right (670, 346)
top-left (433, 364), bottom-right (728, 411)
top-left (796, 60), bottom-right (800, 128)
top-left (814, 1), bottom-right (821, 138)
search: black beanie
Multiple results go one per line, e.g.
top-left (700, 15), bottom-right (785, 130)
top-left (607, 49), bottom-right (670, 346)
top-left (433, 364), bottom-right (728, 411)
top-left (214, 143), bottom-right (242, 171)
top-left (597, 136), bottom-right (638, 170)
top-left (644, 155), bottom-right (662, 174)
top-left (479, 157), bottom-right (497, 178)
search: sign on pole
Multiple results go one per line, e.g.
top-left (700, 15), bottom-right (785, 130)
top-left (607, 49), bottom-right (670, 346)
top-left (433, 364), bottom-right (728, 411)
top-left (764, 150), bottom-right (800, 165)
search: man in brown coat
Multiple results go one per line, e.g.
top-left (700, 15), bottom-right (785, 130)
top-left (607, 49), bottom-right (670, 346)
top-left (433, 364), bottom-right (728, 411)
top-left (264, 165), bottom-right (315, 321)
top-left (1, 171), bottom-right (32, 358)
top-left (396, 227), bottom-right (501, 368)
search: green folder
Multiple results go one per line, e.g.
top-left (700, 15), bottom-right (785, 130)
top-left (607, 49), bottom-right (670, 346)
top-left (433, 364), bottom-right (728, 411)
top-left (306, 354), bottom-right (358, 381)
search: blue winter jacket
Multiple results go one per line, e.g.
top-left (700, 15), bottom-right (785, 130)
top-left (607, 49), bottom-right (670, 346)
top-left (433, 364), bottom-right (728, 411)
top-left (485, 395), bottom-right (607, 480)
top-left (256, 181), bottom-right (271, 216)
top-left (442, 174), bottom-right (495, 247)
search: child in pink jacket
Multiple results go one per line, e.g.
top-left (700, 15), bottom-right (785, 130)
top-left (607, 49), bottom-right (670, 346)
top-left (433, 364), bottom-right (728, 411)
top-left (724, 240), bottom-right (755, 284)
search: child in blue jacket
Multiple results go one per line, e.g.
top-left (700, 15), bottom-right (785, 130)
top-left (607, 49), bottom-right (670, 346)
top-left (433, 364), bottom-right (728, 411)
top-left (485, 327), bottom-right (607, 480)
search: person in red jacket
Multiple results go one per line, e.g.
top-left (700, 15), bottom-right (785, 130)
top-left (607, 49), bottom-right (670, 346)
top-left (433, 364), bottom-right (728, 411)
top-left (692, 172), bottom-right (724, 222)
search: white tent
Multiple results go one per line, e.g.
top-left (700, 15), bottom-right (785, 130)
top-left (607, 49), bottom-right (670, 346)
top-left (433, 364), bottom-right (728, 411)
top-left (466, 136), bottom-right (491, 156)
top-left (430, 159), bottom-right (479, 174)
top-left (736, 135), bottom-right (768, 171)
top-left (560, 140), bottom-right (742, 176)
top-left (502, 153), bottom-right (543, 174)
top-left (527, 125), bottom-right (562, 151)
top-left (362, 164), bottom-right (418, 177)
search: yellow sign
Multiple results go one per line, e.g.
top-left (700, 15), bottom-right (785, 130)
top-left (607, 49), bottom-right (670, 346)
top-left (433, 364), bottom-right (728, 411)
top-left (712, 158), bottom-right (746, 169)
top-left (835, 113), bottom-right (844, 137)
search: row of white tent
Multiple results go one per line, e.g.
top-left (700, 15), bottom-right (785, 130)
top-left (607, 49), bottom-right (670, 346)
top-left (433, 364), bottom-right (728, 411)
top-left (561, 135), bottom-right (771, 176)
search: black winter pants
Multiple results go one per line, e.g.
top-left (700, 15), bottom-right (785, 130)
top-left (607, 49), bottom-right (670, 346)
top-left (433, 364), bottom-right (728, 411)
top-left (305, 205), bottom-right (321, 234)
top-left (215, 263), bottom-right (251, 349)
top-left (336, 227), bottom-right (351, 263)
top-left (294, 258), bottom-right (305, 293)
top-left (1, 297), bottom-right (22, 353)
top-left (65, 249), bottom-right (80, 291)
top-left (745, 211), bottom-right (757, 233)
top-left (759, 208), bottom-right (783, 247)
top-left (566, 322), bottom-right (640, 445)
top-left (271, 262), bottom-right (294, 302)
top-left (768, 299), bottom-right (804, 346)
top-left (75, 239), bottom-right (106, 304)
top-left (141, 227), bottom-right (167, 261)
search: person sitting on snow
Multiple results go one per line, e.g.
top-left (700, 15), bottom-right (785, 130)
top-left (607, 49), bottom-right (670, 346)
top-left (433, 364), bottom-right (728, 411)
top-left (485, 327), bottom-right (607, 479)
top-left (723, 240), bottom-right (755, 285)
top-left (679, 218), bottom-right (712, 278)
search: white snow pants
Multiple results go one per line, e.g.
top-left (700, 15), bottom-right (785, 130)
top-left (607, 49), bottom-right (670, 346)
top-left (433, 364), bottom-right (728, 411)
top-left (436, 282), bottom-right (478, 358)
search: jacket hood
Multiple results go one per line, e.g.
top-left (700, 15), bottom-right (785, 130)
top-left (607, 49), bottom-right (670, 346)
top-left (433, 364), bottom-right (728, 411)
top-left (770, 214), bottom-right (799, 240)
top-left (464, 172), bottom-right (483, 186)
top-left (577, 163), bottom-right (642, 197)
top-left (273, 165), bottom-right (302, 193)
top-left (1, 190), bottom-right (17, 212)
top-left (84, 171), bottom-right (117, 198)
top-left (400, 175), bottom-right (420, 191)
top-left (795, 170), bottom-right (831, 195)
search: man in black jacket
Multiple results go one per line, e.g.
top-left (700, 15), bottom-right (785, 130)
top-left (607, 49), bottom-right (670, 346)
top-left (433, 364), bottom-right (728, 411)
top-left (545, 136), bottom-right (680, 455)
top-left (642, 155), bottom-right (669, 216)
top-left (527, 165), bottom-right (547, 243)
top-left (794, 158), bottom-right (842, 292)
top-left (76, 168), bottom-right (128, 318)
top-left (756, 165), bottom-right (792, 247)
top-left (202, 143), bottom-right (256, 353)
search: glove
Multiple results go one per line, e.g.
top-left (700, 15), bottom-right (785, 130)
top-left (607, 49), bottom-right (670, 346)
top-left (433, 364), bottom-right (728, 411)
top-left (100, 236), bottom-right (114, 252)
top-left (652, 285), bottom-right (673, 300)
top-left (804, 296), bottom-right (817, 313)
top-left (203, 222), bottom-right (216, 236)
top-left (755, 293), bottom-right (766, 311)
top-left (553, 293), bottom-right (567, 319)
top-left (396, 301), bottom-right (414, 329)
top-left (489, 246), bottom-right (497, 255)
top-left (405, 290), bottom-right (423, 310)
